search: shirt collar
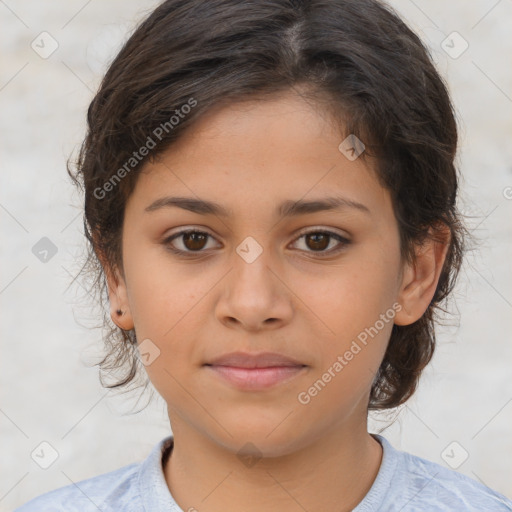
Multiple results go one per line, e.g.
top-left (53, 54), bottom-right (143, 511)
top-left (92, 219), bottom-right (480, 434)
top-left (137, 435), bottom-right (180, 511)
top-left (136, 433), bottom-right (396, 512)
top-left (352, 433), bottom-right (398, 511)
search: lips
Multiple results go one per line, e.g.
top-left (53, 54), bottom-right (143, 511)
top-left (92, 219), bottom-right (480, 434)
top-left (204, 351), bottom-right (306, 369)
top-left (204, 352), bottom-right (308, 390)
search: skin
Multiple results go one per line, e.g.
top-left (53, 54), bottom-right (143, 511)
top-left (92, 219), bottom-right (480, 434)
top-left (101, 88), bottom-right (449, 512)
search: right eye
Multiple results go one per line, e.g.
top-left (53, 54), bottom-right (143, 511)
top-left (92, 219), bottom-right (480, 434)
top-left (163, 229), bottom-right (220, 255)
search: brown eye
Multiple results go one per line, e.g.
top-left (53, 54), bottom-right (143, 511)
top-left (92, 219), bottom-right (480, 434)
top-left (291, 229), bottom-right (350, 256)
top-left (305, 232), bottom-right (330, 251)
top-left (181, 231), bottom-right (208, 251)
top-left (164, 229), bottom-right (217, 254)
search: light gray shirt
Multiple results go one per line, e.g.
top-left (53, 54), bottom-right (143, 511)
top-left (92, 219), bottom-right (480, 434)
top-left (14, 434), bottom-right (512, 511)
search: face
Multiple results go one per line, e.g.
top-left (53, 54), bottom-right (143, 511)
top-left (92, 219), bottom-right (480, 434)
top-left (105, 89), bottom-right (436, 457)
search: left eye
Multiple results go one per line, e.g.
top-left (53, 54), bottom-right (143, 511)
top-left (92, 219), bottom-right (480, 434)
top-left (290, 230), bottom-right (350, 254)
top-left (163, 229), bottom-right (350, 256)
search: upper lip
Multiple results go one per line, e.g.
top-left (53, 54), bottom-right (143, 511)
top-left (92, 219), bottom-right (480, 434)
top-left (205, 351), bottom-right (306, 368)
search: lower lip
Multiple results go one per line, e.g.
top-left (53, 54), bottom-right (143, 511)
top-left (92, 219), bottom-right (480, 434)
top-left (205, 365), bottom-right (306, 390)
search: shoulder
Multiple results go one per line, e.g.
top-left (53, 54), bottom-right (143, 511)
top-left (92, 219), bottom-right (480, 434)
top-left (13, 462), bottom-right (141, 512)
top-left (372, 435), bottom-right (512, 511)
top-left (398, 450), bottom-right (512, 511)
top-left (13, 435), bottom-right (176, 512)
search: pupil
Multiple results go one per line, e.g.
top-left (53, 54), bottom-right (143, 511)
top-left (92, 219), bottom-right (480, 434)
top-left (185, 232), bottom-right (206, 250)
top-left (308, 233), bottom-right (328, 251)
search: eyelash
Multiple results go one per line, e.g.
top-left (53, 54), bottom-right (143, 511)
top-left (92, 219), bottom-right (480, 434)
top-left (163, 227), bottom-right (351, 258)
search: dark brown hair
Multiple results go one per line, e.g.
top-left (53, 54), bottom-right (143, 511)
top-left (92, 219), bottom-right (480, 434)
top-left (68, 0), bottom-right (466, 410)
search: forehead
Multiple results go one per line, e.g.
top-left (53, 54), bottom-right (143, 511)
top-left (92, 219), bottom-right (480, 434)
top-left (126, 90), bottom-right (392, 225)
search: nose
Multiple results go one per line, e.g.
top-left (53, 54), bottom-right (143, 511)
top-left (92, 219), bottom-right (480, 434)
top-left (215, 245), bottom-right (294, 332)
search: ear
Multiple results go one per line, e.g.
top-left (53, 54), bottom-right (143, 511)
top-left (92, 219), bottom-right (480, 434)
top-left (394, 224), bottom-right (451, 326)
top-left (93, 235), bottom-right (135, 331)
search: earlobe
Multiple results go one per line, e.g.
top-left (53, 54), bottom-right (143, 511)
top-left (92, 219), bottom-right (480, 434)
top-left (394, 226), bottom-right (450, 327)
top-left (112, 305), bottom-right (134, 331)
top-left (106, 265), bottom-right (135, 331)
top-left (94, 237), bottom-right (135, 331)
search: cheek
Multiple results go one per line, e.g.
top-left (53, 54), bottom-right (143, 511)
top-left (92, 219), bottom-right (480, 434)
top-left (299, 242), bottom-right (400, 382)
top-left (295, 272), bottom-right (396, 419)
top-left (305, 254), bottom-right (399, 338)
top-left (121, 247), bottom-right (210, 391)
top-left (123, 240), bottom-right (199, 333)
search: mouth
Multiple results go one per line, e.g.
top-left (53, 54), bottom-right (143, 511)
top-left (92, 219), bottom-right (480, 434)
top-left (204, 351), bottom-right (306, 368)
top-left (203, 351), bottom-right (308, 390)
top-left (204, 365), bottom-right (307, 390)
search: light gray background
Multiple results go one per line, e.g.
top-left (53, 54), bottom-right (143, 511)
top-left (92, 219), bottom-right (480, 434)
top-left (1, 0), bottom-right (511, 509)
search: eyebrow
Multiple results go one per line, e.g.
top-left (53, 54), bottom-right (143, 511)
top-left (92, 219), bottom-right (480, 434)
top-left (144, 195), bottom-right (371, 218)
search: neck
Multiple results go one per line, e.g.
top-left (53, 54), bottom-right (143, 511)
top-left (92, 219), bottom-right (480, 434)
top-left (163, 418), bottom-right (383, 512)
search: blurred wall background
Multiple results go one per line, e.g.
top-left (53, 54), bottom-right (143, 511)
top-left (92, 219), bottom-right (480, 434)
top-left (1, 0), bottom-right (511, 509)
